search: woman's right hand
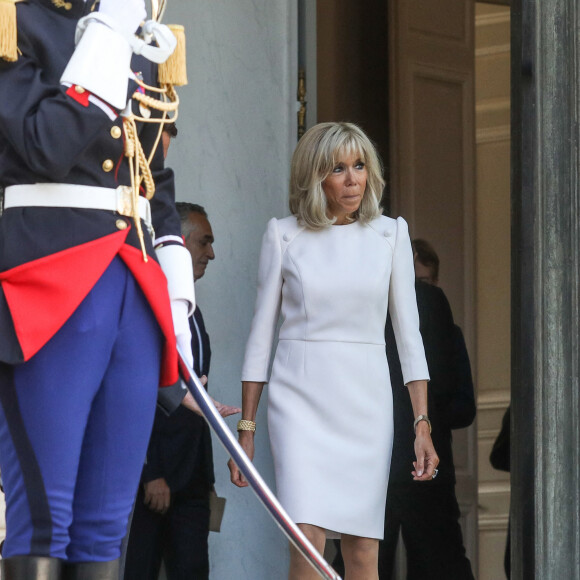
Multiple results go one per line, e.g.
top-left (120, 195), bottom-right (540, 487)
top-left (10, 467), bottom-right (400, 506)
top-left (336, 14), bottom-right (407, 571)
top-left (228, 431), bottom-right (255, 487)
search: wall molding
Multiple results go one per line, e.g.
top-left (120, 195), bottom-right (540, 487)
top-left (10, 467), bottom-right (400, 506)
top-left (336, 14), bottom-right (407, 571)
top-left (477, 124), bottom-right (511, 144)
top-left (480, 428), bottom-right (503, 440)
top-left (476, 43), bottom-right (510, 58)
top-left (479, 514), bottom-right (510, 531)
top-left (475, 11), bottom-right (510, 28)
top-left (479, 481), bottom-right (510, 495)
top-left (478, 481), bottom-right (510, 532)
top-left (476, 97), bottom-right (510, 114)
top-left (477, 390), bottom-right (511, 409)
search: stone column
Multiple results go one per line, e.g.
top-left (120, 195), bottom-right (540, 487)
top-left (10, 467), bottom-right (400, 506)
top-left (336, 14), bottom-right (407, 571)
top-left (512, 0), bottom-right (580, 578)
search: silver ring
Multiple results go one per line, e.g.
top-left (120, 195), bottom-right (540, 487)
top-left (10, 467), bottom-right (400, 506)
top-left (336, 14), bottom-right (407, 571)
top-left (432, 469), bottom-right (439, 479)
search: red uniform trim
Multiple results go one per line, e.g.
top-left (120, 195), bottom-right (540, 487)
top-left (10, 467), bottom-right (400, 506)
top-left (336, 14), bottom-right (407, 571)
top-left (118, 244), bottom-right (178, 387)
top-left (0, 230), bottom-right (178, 386)
top-left (0, 230), bottom-right (129, 360)
top-left (66, 85), bottom-right (90, 107)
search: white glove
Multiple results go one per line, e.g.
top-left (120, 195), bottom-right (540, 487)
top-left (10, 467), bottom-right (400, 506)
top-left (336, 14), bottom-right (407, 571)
top-left (155, 244), bottom-right (196, 370)
top-left (98, 0), bottom-right (147, 38)
top-left (172, 299), bottom-right (194, 370)
top-left (61, 18), bottom-right (133, 110)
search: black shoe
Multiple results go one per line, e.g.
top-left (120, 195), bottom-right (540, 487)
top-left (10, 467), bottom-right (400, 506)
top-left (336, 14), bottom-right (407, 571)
top-left (1, 556), bottom-right (62, 580)
top-left (62, 559), bottom-right (120, 580)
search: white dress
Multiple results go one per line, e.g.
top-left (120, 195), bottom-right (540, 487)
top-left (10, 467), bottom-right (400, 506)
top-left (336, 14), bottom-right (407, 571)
top-left (241, 215), bottom-right (429, 539)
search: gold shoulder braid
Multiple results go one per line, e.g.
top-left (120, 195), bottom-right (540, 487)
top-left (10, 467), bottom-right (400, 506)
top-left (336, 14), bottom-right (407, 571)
top-left (0, 0), bottom-right (20, 62)
top-left (51, 0), bottom-right (72, 10)
top-left (0, 0), bottom-right (188, 261)
top-left (122, 22), bottom-right (188, 261)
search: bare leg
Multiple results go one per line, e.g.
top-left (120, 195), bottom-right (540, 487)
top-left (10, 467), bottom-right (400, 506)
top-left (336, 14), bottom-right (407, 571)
top-left (288, 524), bottom-right (327, 580)
top-left (341, 534), bottom-right (379, 580)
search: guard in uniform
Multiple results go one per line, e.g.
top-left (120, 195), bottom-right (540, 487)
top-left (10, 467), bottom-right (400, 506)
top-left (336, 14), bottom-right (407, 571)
top-left (0, 1), bottom-right (195, 578)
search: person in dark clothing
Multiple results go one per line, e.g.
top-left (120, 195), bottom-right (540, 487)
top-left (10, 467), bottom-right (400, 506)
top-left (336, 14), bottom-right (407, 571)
top-left (378, 280), bottom-right (476, 579)
top-left (333, 241), bottom-right (476, 579)
top-left (377, 239), bottom-right (475, 579)
top-left (490, 405), bottom-right (511, 578)
top-left (125, 204), bottom-right (218, 580)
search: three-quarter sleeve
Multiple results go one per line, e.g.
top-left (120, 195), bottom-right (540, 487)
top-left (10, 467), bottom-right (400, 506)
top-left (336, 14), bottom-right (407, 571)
top-left (388, 217), bottom-right (430, 384)
top-left (241, 218), bottom-right (284, 382)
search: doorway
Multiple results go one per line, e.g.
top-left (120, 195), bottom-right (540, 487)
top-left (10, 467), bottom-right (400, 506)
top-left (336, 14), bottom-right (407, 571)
top-left (307, 0), bottom-right (480, 577)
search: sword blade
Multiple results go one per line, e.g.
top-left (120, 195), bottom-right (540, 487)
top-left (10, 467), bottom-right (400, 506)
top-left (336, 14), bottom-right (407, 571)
top-left (177, 350), bottom-right (342, 580)
top-left (150, 0), bottom-right (167, 22)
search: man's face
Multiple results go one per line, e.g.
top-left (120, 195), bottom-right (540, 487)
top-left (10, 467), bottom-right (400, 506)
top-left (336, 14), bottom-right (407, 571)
top-left (414, 259), bottom-right (437, 285)
top-left (184, 213), bottom-right (215, 281)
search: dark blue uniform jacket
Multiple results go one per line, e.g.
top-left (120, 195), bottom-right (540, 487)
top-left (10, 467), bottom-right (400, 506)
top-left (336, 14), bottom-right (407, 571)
top-left (0, 0), bottom-right (182, 382)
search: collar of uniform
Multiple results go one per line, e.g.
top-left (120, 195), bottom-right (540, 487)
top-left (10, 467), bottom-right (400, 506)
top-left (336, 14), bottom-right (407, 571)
top-left (36, 0), bottom-right (98, 18)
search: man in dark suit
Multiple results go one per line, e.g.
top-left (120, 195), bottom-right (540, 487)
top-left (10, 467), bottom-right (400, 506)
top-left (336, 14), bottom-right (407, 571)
top-left (378, 239), bottom-right (476, 579)
top-left (331, 241), bottom-right (476, 579)
top-left (125, 203), bottom-right (216, 580)
top-left (378, 280), bottom-right (475, 579)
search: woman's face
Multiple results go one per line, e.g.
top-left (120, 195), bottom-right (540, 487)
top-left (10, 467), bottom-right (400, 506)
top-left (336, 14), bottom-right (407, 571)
top-left (321, 150), bottom-right (367, 225)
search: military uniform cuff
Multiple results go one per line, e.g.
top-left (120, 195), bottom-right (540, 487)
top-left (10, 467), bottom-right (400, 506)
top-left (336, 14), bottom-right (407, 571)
top-left (156, 243), bottom-right (196, 316)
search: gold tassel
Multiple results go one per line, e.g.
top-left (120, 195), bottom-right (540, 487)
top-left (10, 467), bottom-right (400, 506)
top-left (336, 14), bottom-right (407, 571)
top-left (0, 0), bottom-right (17, 63)
top-left (158, 24), bottom-right (188, 87)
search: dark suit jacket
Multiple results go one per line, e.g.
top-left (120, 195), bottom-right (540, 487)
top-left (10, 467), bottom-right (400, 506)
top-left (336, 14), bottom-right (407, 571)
top-left (142, 307), bottom-right (215, 496)
top-left (387, 281), bottom-right (476, 486)
top-left (0, 0), bottom-right (181, 372)
top-left (490, 405), bottom-right (510, 473)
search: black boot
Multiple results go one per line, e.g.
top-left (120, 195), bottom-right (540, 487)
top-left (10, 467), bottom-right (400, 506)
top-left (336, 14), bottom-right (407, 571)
top-left (62, 559), bottom-right (120, 580)
top-left (1, 556), bottom-right (62, 580)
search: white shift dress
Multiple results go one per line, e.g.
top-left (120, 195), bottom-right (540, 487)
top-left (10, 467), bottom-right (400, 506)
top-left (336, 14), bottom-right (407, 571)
top-left (241, 215), bottom-right (429, 539)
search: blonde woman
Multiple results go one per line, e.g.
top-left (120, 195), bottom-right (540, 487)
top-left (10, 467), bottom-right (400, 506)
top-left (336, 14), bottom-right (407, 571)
top-left (229, 122), bottom-right (438, 580)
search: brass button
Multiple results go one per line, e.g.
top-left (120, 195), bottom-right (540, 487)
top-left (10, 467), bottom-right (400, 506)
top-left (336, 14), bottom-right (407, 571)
top-left (110, 126), bottom-right (122, 139)
top-left (102, 159), bottom-right (114, 172)
top-left (74, 85), bottom-right (85, 94)
top-left (115, 219), bottom-right (128, 230)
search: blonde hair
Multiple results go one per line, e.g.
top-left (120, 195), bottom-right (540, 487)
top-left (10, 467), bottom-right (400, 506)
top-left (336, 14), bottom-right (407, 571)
top-left (289, 122), bottom-right (384, 229)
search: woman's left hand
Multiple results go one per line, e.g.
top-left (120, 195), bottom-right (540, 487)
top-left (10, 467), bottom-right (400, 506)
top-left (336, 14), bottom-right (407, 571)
top-left (411, 422), bottom-right (439, 481)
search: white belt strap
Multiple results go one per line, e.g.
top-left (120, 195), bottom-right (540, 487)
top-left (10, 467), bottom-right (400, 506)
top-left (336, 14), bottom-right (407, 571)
top-left (3, 184), bottom-right (152, 227)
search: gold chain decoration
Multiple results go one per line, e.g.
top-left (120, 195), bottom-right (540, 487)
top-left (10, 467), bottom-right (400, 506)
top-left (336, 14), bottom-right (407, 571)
top-left (132, 83), bottom-right (180, 118)
top-left (51, 0), bottom-right (72, 10)
top-left (122, 115), bottom-right (149, 262)
top-left (122, 81), bottom-right (179, 261)
top-left (118, 7), bottom-right (187, 262)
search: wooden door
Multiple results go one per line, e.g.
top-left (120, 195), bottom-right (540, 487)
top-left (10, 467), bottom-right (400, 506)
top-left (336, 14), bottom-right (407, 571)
top-left (310, 0), bottom-right (477, 574)
top-left (388, 0), bottom-right (478, 576)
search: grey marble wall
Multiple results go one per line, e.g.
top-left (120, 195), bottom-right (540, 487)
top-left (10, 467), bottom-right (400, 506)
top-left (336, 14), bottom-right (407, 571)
top-left (162, 2), bottom-right (297, 578)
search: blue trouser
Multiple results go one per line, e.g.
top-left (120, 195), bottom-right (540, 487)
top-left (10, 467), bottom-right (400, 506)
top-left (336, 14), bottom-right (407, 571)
top-left (0, 257), bottom-right (162, 562)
